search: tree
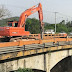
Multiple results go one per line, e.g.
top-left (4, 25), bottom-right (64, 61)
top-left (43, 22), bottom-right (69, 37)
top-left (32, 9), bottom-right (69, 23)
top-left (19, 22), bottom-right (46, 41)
top-left (56, 24), bottom-right (68, 33)
top-left (44, 20), bottom-right (69, 33)
top-left (59, 20), bottom-right (65, 25)
top-left (0, 5), bottom-right (10, 19)
top-left (25, 18), bottom-right (41, 34)
top-left (44, 24), bottom-right (55, 31)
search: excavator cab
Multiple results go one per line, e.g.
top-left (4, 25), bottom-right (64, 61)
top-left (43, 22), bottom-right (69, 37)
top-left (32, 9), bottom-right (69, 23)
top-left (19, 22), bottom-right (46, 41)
top-left (8, 21), bottom-right (18, 27)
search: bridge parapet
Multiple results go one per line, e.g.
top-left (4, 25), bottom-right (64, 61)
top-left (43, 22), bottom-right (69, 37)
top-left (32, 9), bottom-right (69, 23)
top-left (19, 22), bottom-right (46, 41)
top-left (0, 38), bottom-right (72, 47)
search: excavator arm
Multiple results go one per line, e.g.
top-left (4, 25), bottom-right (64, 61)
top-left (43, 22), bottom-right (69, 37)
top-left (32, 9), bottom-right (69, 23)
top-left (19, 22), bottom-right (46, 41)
top-left (18, 3), bottom-right (44, 30)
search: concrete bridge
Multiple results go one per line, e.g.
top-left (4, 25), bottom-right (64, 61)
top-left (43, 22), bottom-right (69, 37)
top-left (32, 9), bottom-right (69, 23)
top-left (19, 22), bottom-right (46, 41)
top-left (0, 41), bottom-right (72, 72)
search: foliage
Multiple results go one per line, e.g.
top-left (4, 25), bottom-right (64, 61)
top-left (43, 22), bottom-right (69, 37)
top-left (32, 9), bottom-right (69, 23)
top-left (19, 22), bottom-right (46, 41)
top-left (56, 23), bottom-right (68, 33)
top-left (44, 20), bottom-right (72, 33)
top-left (44, 24), bottom-right (55, 30)
top-left (14, 68), bottom-right (34, 72)
top-left (25, 18), bottom-right (41, 34)
top-left (0, 5), bottom-right (10, 19)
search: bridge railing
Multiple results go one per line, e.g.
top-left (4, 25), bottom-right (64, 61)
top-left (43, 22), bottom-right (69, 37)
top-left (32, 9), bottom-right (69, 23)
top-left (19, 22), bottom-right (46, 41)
top-left (0, 37), bottom-right (72, 48)
top-left (26, 34), bottom-right (67, 40)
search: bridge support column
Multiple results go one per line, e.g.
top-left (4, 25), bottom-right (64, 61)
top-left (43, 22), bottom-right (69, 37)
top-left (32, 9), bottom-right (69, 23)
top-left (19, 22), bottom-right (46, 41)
top-left (44, 53), bottom-right (46, 71)
top-left (45, 52), bottom-right (51, 72)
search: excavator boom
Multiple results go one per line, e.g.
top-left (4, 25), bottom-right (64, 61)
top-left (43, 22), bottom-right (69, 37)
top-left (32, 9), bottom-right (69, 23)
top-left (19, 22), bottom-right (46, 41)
top-left (18, 3), bottom-right (43, 30)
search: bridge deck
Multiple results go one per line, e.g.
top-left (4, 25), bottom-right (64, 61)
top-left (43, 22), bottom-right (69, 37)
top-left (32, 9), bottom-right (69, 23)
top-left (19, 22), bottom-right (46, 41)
top-left (0, 42), bottom-right (72, 61)
top-left (0, 38), bottom-right (72, 47)
top-left (0, 37), bottom-right (72, 60)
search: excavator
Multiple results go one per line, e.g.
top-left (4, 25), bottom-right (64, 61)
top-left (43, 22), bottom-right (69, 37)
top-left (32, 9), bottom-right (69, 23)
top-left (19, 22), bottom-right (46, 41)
top-left (0, 3), bottom-right (44, 42)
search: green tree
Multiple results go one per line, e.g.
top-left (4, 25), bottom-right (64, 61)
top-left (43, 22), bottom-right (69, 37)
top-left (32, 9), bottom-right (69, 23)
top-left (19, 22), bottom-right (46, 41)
top-left (66, 21), bottom-right (72, 33)
top-left (44, 24), bottom-right (55, 30)
top-left (44, 20), bottom-right (69, 33)
top-left (25, 18), bottom-right (41, 34)
top-left (56, 23), bottom-right (68, 33)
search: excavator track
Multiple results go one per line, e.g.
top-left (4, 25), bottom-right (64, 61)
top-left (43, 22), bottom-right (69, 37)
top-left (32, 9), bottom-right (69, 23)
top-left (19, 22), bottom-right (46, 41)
top-left (0, 37), bottom-right (36, 42)
top-left (0, 37), bottom-right (10, 42)
top-left (0, 34), bottom-right (40, 42)
top-left (9, 36), bottom-right (37, 42)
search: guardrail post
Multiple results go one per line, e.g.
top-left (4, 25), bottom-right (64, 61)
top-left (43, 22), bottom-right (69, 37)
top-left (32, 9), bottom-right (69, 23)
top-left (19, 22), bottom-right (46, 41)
top-left (23, 45), bottom-right (25, 50)
top-left (68, 41), bottom-right (70, 45)
top-left (43, 43), bottom-right (45, 48)
top-left (57, 42), bottom-right (59, 46)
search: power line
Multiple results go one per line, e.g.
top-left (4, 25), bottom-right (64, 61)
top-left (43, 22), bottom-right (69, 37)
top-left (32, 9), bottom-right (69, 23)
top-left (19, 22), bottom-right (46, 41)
top-left (2, 4), bottom-right (72, 19)
top-left (1, 4), bottom-right (72, 24)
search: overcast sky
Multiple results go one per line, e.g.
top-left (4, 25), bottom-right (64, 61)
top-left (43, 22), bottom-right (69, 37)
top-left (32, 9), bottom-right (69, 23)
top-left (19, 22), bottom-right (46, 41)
top-left (0, 0), bottom-right (72, 23)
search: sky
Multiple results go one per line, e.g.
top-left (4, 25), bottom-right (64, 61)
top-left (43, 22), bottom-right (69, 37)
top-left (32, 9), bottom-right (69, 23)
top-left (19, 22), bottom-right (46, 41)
top-left (0, 0), bottom-right (72, 23)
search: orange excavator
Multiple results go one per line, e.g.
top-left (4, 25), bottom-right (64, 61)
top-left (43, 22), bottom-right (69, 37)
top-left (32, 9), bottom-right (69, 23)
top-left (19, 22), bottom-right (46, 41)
top-left (0, 3), bottom-right (44, 42)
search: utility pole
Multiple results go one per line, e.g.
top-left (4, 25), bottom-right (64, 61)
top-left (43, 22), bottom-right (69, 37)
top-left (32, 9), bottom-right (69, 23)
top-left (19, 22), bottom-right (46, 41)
top-left (54, 12), bottom-right (58, 33)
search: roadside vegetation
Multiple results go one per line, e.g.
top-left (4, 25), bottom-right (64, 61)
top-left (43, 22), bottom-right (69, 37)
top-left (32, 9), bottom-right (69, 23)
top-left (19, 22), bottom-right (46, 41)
top-left (14, 68), bottom-right (34, 72)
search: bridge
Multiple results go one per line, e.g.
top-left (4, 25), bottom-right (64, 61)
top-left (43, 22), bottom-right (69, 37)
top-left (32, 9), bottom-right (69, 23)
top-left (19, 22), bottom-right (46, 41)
top-left (0, 34), bottom-right (72, 72)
